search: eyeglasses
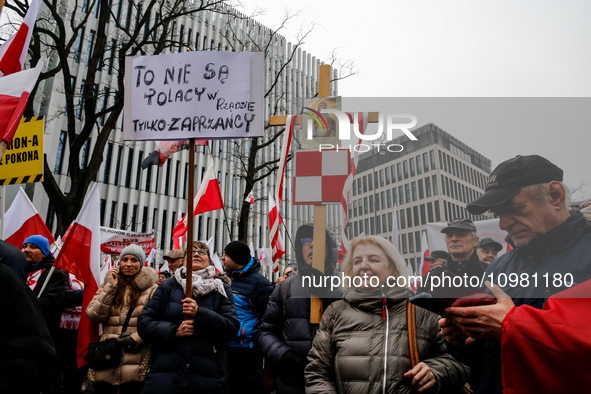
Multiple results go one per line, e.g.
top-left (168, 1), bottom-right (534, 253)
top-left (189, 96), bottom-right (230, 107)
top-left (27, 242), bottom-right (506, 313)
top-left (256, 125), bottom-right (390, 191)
top-left (301, 238), bottom-right (313, 246)
top-left (193, 249), bottom-right (208, 256)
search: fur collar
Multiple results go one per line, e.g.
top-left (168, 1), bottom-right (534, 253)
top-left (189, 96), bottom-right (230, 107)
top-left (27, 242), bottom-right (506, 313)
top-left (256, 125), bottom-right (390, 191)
top-left (134, 267), bottom-right (158, 291)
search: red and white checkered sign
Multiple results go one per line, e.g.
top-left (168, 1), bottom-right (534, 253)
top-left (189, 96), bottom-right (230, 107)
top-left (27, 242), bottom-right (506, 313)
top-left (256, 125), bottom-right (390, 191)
top-left (293, 150), bottom-right (351, 205)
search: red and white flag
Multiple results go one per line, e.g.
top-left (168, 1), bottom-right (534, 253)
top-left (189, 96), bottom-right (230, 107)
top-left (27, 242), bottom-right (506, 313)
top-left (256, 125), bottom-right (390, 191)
top-left (54, 184), bottom-right (101, 368)
top-left (172, 212), bottom-right (185, 250)
top-left (275, 115), bottom-right (296, 205)
top-left (420, 231), bottom-right (430, 276)
top-left (193, 156), bottom-right (224, 216)
top-left (4, 186), bottom-right (55, 249)
top-left (0, 0), bottom-right (41, 77)
top-left (173, 157), bottom-right (224, 242)
top-left (0, 58), bottom-right (45, 147)
top-left (268, 193), bottom-right (284, 272)
top-left (158, 260), bottom-right (169, 274)
top-left (245, 190), bottom-right (254, 204)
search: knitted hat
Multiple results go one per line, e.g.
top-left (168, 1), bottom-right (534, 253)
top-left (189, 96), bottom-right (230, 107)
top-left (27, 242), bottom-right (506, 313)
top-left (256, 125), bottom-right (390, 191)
top-left (22, 235), bottom-right (51, 256)
top-left (119, 244), bottom-right (146, 266)
top-left (223, 241), bottom-right (251, 267)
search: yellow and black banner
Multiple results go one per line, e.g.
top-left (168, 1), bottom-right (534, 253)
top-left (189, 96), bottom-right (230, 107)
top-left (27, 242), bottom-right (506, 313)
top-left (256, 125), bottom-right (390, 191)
top-left (0, 117), bottom-right (44, 185)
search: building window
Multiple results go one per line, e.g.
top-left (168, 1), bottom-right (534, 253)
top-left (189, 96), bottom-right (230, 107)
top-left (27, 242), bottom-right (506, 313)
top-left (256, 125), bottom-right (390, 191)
top-left (405, 184), bottom-right (410, 203)
top-left (100, 199), bottom-right (106, 226)
top-left (74, 28), bottom-right (85, 63)
top-left (161, 210), bottom-right (168, 249)
top-left (406, 208), bottom-right (413, 227)
top-left (418, 179), bottom-right (424, 200)
top-left (109, 201), bottom-right (117, 228)
top-left (141, 207), bottom-right (148, 232)
top-left (164, 160), bottom-right (171, 195)
top-left (423, 152), bottom-right (429, 171)
top-left (409, 159), bottom-right (415, 177)
top-left (368, 174), bottom-right (373, 191)
top-left (54, 131), bottom-right (67, 174)
top-left (103, 142), bottom-right (113, 183)
top-left (135, 150), bottom-right (143, 189)
top-left (386, 189), bottom-right (392, 208)
top-left (85, 30), bottom-right (95, 67)
top-left (81, 139), bottom-right (90, 169)
top-left (121, 203), bottom-right (128, 229)
top-left (425, 177), bottom-right (431, 197)
top-left (174, 161), bottom-right (180, 197)
top-left (125, 149), bottom-right (134, 188)
top-left (131, 205), bottom-right (138, 232)
top-left (113, 146), bottom-right (123, 186)
top-left (432, 175), bottom-right (439, 195)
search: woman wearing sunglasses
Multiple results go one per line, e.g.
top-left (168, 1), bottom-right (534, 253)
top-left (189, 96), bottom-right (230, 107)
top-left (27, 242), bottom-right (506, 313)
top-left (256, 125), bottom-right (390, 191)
top-left (138, 241), bottom-right (239, 394)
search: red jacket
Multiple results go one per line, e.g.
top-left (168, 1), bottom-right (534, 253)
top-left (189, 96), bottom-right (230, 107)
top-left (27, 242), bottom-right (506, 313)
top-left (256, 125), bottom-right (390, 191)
top-left (501, 279), bottom-right (591, 393)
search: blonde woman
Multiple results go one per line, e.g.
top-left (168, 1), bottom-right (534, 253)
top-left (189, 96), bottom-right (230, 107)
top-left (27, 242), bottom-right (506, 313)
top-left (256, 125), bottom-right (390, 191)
top-left (305, 236), bottom-right (468, 393)
top-left (86, 245), bottom-right (158, 394)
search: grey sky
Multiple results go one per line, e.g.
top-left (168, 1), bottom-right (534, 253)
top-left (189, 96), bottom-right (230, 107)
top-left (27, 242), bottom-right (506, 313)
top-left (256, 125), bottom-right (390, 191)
top-left (242, 0), bottom-right (591, 198)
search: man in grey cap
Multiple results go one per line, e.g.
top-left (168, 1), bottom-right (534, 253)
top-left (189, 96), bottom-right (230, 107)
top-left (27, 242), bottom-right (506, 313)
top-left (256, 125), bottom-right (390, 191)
top-left (476, 238), bottom-right (502, 265)
top-left (439, 155), bottom-right (591, 394)
top-left (441, 218), bottom-right (487, 277)
top-left (424, 250), bottom-right (449, 271)
top-left (162, 249), bottom-right (185, 274)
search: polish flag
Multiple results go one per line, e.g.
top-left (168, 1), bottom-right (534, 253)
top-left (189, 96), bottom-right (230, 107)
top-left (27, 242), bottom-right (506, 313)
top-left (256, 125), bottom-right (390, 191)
top-left (145, 248), bottom-right (156, 267)
top-left (193, 157), bottom-right (223, 216)
top-left (54, 184), bottom-right (101, 367)
top-left (0, 0), bottom-right (41, 77)
top-left (0, 58), bottom-right (45, 148)
top-left (171, 157), bottom-right (224, 243)
top-left (268, 193), bottom-right (284, 272)
top-left (4, 186), bottom-right (55, 249)
top-left (245, 190), bottom-right (254, 204)
top-left (158, 260), bottom-right (169, 274)
top-left (172, 212), bottom-right (186, 250)
top-left (420, 231), bottom-right (430, 276)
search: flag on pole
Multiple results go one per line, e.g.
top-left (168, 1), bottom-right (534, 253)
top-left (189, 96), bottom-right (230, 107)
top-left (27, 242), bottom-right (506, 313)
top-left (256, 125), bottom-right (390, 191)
top-left (0, 0), bottom-right (41, 77)
top-left (172, 212), bottom-right (186, 250)
top-left (53, 184), bottom-right (101, 368)
top-left (391, 203), bottom-right (399, 249)
top-left (145, 249), bottom-right (156, 267)
top-left (158, 260), bottom-right (169, 274)
top-left (172, 157), bottom-right (223, 244)
top-left (245, 190), bottom-right (254, 204)
top-left (4, 186), bottom-right (55, 249)
top-left (193, 157), bottom-right (223, 216)
top-left (0, 58), bottom-right (45, 148)
top-left (275, 115), bottom-right (297, 205)
top-left (268, 193), bottom-right (284, 272)
top-left (249, 242), bottom-right (255, 257)
top-left (420, 231), bottom-right (430, 276)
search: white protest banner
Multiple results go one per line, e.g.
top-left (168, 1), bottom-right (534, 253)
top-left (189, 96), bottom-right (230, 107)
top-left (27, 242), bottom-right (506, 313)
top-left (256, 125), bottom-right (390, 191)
top-left (124, 51), bottom-right (264, 141)
top-left (99, 227), bottom-right (155, 255)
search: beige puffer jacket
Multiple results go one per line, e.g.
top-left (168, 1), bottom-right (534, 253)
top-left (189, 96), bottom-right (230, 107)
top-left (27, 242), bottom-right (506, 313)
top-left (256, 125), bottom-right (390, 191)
top-left (86, 266), bottom-right (158, 385)
top-left (305, 287), bottom-right (469, 394)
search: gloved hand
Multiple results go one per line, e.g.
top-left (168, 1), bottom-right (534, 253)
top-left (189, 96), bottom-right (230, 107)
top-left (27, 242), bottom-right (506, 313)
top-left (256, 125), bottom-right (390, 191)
top-left (116, 333), bottom-right (137, 350)
top-left (280, 350), bottom-right (306, 387)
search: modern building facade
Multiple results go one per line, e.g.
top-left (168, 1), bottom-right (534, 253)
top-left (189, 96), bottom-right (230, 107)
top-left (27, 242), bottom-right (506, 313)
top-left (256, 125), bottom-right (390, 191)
top-left (16, 1), bottom-right (340, 279)
top-left (348, 123), bottom-right (493, 270)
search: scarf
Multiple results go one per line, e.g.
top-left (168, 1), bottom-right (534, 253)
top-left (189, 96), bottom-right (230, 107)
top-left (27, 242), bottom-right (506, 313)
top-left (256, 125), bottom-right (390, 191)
top-left (174, 265), bottom-right (227, 298)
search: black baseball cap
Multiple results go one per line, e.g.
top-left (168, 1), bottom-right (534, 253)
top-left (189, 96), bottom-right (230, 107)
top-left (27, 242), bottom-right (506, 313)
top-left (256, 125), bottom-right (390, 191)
top-left (425, 250), bottom-right (449, 261)
top-left (478, 238), bottom-right (503, 252)
top-left (467, 155), bottom-right (563, 215)
top-left (441, 218), bottom-right (477, 234)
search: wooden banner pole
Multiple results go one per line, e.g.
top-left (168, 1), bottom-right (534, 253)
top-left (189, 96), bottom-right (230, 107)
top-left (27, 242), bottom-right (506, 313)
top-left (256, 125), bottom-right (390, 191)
top-left (185, 138), bottom-right (195, 300)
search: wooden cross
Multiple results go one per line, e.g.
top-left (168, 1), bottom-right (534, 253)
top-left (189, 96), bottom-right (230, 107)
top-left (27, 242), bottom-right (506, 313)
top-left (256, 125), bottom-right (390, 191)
top-left (269, 65), bottom-right (378, 323)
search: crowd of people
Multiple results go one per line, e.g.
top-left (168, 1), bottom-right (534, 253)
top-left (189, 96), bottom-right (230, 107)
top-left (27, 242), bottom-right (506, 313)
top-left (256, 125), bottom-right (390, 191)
top-left (2, 154), bottom-right (591, 394)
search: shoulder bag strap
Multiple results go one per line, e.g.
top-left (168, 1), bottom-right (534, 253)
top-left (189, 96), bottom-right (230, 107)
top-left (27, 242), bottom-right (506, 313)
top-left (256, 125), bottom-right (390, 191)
top-left (406, 300), bottom-right (420, 367)
top-left (119, 306), bottom-right (135, 334)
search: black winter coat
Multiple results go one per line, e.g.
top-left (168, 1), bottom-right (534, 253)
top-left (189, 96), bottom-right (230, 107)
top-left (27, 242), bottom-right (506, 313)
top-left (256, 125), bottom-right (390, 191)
top-left (138, 277), bottom-right (239, 394)
top-left (27, 254), bottom-right (68, 336)
top-left (0, 263), bottom-right (60, 394)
